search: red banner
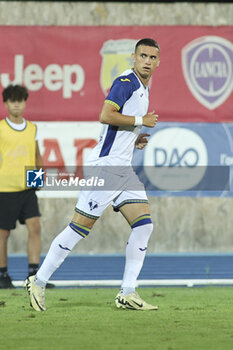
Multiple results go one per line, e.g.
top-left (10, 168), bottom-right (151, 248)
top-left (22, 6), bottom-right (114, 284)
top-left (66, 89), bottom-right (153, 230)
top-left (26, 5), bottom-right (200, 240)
top-left (0, 26), bottom-right (232, 122)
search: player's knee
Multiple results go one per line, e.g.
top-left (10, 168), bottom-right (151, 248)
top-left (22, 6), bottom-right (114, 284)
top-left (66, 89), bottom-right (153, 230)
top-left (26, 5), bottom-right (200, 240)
top-left (26, 217), bottom-right (41, 236)
top-left (129, 219), bottom-right (153, 251)
top-left (34, 221), bottom-right (41, 235)
top-left (69, 221), bottom-right (91, 238)
top-left (131, 214), bottom-right (153, 230)
top-left (131, 214), bottom-right (153, 237)
top-left (28, 224), bottom-right (41, 238)
top-left (0, 229), bottom-right (10, 239)
top-left (141, 222), bottom-right (153, 240)
top-left (145, 222), bottom-right (154, 236)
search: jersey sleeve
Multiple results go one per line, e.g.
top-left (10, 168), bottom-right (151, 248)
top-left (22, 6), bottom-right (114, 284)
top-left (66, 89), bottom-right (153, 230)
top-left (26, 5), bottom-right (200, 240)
top-left (105, 77), bottom-right (134, 111)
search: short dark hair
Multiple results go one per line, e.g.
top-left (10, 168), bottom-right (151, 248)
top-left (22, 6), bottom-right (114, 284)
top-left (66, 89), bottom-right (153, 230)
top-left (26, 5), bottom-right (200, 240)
top-left (135, 38), bottom-right (160, 52)
top-left (2, 84), bottom-right (29, 102)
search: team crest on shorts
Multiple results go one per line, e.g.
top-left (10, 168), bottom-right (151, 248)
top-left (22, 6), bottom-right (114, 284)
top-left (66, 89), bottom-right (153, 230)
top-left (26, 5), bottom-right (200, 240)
top-left (100, 39), bottom-right (137, 96)
top-left (182, 36), bottom-right (233, 110)
top-left (88, 199), bottom-right (99, 211)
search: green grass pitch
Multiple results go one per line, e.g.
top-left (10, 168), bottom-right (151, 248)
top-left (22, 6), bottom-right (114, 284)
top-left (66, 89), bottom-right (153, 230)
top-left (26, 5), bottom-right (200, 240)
top-left (1, 287), bottom-right (233, 350)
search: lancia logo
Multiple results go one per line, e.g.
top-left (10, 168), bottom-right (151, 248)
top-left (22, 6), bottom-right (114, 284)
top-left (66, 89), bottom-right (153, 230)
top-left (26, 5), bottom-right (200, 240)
top-left (182, 36), bottom-right (233, 110)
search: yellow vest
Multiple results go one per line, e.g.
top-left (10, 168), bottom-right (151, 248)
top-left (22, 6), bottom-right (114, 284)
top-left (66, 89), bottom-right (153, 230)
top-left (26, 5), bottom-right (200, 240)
top-left (0, 119), bottom-right (37, 192)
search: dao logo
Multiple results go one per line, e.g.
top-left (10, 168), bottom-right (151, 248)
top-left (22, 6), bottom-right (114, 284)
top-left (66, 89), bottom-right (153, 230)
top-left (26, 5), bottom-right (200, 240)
top-left (143, 128), bottom-right (208, 191)
top-left (100, 39), bottom-right (137, 96)
top-left (26, 168), bottom-right (45, 188)
top-left (182, 36), bottom-right (233, 110)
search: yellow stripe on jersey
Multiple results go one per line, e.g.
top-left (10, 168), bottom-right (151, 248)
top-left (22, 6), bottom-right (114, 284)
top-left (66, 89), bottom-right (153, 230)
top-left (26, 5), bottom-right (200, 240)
top-left (0, 119), bottom-right (37, 192)
top-left (104, 100), bottom-right (120, 111)
top-left (120, 78), bottom-right (130, 82)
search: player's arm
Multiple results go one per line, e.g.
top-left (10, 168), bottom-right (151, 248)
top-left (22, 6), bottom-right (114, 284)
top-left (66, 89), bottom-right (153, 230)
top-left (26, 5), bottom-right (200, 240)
top-left (99, 102), bottom-right (158, 128)
top-left (99, 102), bottom-right (135, 126)
top-left (35, 141), bottom-right (43, 169)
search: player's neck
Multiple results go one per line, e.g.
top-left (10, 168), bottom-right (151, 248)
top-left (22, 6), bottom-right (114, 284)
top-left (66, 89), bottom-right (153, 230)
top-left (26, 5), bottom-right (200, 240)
top-left (132, 68), bottom-right (149, 88)
top-left (8, 114), bottom-right (24, 124)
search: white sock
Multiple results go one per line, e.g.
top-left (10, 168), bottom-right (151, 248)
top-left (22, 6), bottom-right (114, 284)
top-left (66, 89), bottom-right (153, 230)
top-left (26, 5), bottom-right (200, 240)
top-left (121, 223), bottom-right (153, 293)
top-left (36, 225), bottom-right (84, 286)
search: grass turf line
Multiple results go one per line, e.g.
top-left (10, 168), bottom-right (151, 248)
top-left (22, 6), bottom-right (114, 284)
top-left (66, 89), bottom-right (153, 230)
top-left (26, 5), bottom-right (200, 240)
top-left (0, 287), bottom-right (233, 350)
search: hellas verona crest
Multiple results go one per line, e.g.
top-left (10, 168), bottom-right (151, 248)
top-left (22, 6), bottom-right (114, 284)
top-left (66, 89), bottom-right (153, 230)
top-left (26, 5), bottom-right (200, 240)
top-left (100, 39), bottom-right (137, 96)
top-left (182, 36), bottom-right (233, 110)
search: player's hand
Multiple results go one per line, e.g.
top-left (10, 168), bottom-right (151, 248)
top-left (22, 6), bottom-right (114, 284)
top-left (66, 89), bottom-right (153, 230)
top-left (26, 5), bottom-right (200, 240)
top-left (142, 111), bottom-right (158, 127)
top-left (135, 133), bottom-right (150, 149)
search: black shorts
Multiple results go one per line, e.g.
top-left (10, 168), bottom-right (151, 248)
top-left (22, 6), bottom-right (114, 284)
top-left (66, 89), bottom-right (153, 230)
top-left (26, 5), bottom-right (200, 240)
top-left (0, 189), bottom-right (41, 230)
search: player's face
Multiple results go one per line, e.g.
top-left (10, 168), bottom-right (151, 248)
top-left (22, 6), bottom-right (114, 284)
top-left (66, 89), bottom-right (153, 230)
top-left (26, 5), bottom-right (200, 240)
top-left (132, 45), bottom-right (160, 84)
top-left (4, 99), bottom-right (26, 119)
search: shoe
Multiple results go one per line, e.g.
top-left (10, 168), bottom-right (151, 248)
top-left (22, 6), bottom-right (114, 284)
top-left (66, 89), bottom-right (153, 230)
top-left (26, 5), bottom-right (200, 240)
top-left (25, 274), bottom-right (55, 289)
top-left (115, 291), bottom-right (158, 311)
top-left (0, 273), bottom-right (15, 289)
top-left (25, 275), bottom-right (46, 311)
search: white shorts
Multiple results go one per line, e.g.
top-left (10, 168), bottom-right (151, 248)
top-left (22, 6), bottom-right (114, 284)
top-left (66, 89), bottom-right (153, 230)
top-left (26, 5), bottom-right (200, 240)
top-left (75, 168), bottom-right (148, 219)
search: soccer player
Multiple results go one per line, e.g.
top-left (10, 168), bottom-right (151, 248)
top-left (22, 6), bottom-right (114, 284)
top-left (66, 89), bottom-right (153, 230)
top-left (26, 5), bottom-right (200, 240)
top-left (26, 38), bottom-right (160, 311)
top-left (0, 85), bottom-right (54, 289)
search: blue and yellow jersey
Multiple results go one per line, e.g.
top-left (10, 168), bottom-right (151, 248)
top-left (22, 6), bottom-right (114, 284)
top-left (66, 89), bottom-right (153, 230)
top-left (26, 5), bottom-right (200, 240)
top-left (87, 69), bottom-right (149, 167)
top-left (0, 118), bottom-right (37, 192)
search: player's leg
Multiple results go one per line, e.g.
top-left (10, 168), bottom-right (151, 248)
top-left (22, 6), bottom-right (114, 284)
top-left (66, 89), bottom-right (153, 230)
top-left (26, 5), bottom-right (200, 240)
top-left (35, 212), bottom-right (97, 288)
top-left (25, 187), bottom-right (118, 311)
top-left (0, 229), bottom-right (15, 288)
top-left (20, 190), bottom-right (42, 279)
top-left (113, 185), bottom-right (158, 310)
top-left (25, 217), bottom-right (41, 271)
top-left (0, 229), bottom-right (10, 269)
top-left (25, 212), bottom-right (97, 311)
top-left (119, 202), bottom-right (153, 291)
top-left (34, 183), bottom-right (122, 291)
top-left (0, 192), bottom-right (19, 289)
